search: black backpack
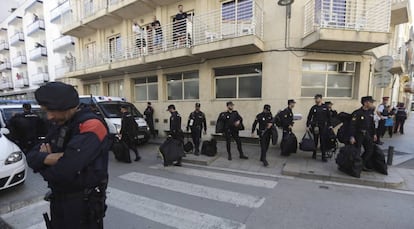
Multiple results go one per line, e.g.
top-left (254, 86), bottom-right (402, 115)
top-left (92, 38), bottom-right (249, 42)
top-left (370, 145), bottom-right (388, 175)
top-left (274, 111), bottom-right (282, 127)
top-left (184, 141), bottom-right (194, 153)
top-left (201, 139), bottom-right (217, 157)
top-left (336, 145), bottom-right (362, 178)
top-left (281, 132), bottom-right (297, 156)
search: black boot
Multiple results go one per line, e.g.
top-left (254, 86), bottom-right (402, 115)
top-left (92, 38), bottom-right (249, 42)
top-left (194, 149), bottom-right (200, 156)
top-left (228, 153), bottom-right (232, 161)
top-left (134, 150), bottom-right (141, 162)
top-left (239, 154), bottom-right (248, 159)
top-left (312, 151), bottom-right (316, 159)
top-left (262, 159), bottom-right (269, 167)
top-left (321, 152), bottom-right (327, 162)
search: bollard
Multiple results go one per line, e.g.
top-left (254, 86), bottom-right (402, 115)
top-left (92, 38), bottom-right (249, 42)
top-left (387, 146), bottom-right (394, 166)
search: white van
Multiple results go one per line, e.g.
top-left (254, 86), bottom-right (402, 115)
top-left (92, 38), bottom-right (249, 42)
top-left (79, 96), bottom-right (150, 144)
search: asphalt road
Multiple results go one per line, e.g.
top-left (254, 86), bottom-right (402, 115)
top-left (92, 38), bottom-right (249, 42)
top-left (1, 143), bottom-right (414, 229)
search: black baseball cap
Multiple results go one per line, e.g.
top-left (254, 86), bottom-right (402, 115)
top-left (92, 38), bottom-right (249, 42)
top-left (288, 99), bottom-right (296, 105)
top-left (325, 101), bottom-right (333, 105)
top-left (263, 104), bottom-right (271, 111)
top-left (35, 82), bottom-right (79, 111)
top-left (167, 104), bottom-right (175, 111)
top-left (314, 94), bottom-right (323, 99)
top-left (22, 103), bottom-right (31, 110)
top-left (361, 96), bottom-right (375, 105)
top-left (147, 102), bottom-right (152, 105)
top-left (226, 101), bottom-right (234, 106)
top-left (195, 102), bottom-right (201, 107)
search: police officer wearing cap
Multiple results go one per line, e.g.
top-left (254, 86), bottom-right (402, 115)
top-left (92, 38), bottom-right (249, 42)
top-left (306, 94), bottom-right (332, 162)
top-left (278, 99), bottom-right (296, 141)
top-left (252, 104), bottom-right (273, 166)
top-left (218, 101), bottom-right (248, 161)
top-left (26, 82), bottom-right (111, 229)
top-left (144, 102), bottom-right (156, 138)
top-left (186, 103), bottom-right (207, 156)
top-left (120, 105), bottom-right (141, 161)
top-left (350, 96), bottom-right (377, 171)
top-left (167, 104), bottom-right (183, 166)
top-left (8, 103), bottom-right (47, 154)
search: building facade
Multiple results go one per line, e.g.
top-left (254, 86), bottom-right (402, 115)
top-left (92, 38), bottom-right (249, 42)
top-left (59, 0), bottom-right (411, 136)
top-left (0, 0), bottom-right (77, 100)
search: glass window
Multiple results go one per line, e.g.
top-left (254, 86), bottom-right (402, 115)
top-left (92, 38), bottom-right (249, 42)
top-left (85, 83), bottom-right (100, 95)
top-left (301, 61), bottom-right (355, 98)
top-left (166, 71), bottom-right (199, 100)
top-left (107, 80), bottom-right (124, 97)
top-left (134, 76), bottom-right (158, 101)
top-left (214, 63), bottom-right (262, 99)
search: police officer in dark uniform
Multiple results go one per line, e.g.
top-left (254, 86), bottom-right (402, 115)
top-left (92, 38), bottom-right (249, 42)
top-left (252, 104), bottom-right (273, 167)
top-left (278, 99), bottom-right (296, 141)
top-left (218, 101), bottom-right (248, 161)
top-left (306, 94), bottom-right (332, 162)
top-left (120, 105), bottom-right (141, 161)
top-left (144, 102), bottom-right (156, 138)
top-left (8, 103), bottom-right (46, 154)
top-left (26, 82), bottom-right (111, 229)
top-left (168, 104), bottom-right (183, 166)
top-left (186, 103), bottom-right (207, 156)
top-left (350, 96), bottom-right (377, 171)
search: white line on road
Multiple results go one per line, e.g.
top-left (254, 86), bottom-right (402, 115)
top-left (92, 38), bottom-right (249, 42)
top-left (119, 172), bottom-right (265, 208)
top-left (149, 165), bottom-right (278, 189)
top-left (107, 187), bottom-right (246, 229)
top-left (26, 222), bottom-right (47, 229)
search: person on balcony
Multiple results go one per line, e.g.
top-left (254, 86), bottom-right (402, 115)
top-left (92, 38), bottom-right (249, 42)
top-left (133, 22), bottom-right (146, 55)
top-left (173, 5), bottom-right (188, 48)
top-left (151, 16), bottom-right (163, 51)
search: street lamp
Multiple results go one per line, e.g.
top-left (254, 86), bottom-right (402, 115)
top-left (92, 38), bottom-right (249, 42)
top-left (277, 0), bottom-right (294, 6)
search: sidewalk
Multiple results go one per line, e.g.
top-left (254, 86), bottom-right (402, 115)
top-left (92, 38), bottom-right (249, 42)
top-left (379, 112), bottom-right (414, 156)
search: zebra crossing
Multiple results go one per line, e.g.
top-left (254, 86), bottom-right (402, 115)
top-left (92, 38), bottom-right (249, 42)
top-left (2, 166), bottom-right (278, 229)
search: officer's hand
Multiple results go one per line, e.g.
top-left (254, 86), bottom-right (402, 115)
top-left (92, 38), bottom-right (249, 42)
top-left (266, 123), bottom-right (273, 129)
top-left (40, 143), bottom-right (52, 154)
top-left (234, 120), bottom-right (240, 127)
top-left (349, 137), bottom-right (356, 145)
top-left (43, 153), bottom-right (64, 166)
top-left (288, 125), bottom-right (293, 130)
top-left (203, 130), bottom-right (207, 135)
top-left (373, 135), bottom-right (378, 142)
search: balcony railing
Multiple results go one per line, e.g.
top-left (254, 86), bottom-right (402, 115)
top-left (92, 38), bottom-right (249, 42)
top-left (27, 19), bottom-right (45, 36)
top-left (0, 80), bottom-right (13, 90)
top-left (29, 47), bottom-right (47, 61)
top-left (32, 72), bottom-right (49, 85)
top-left (14, 72), bottom-right (29, 88)
top-left (9, 32), bottom-right (24, 46)
top-left (55, 64), bottom-right (70, 78)
top-left (82, 0), bottom-right (106, 19)
top-left (304, 0), bottom-right (391, 37)
top-left (70, 0), bottom-right (264, 72)
top-left (53, 35), bottom-right (75, 52)
top-left (0, 62), bottom-right (11, 71)
top-left (50, 0), bottom-right (71, 22)
top-left (12, 55), bottom-right (27, 67)
top-left (0, 41), bottom-right (9, 52)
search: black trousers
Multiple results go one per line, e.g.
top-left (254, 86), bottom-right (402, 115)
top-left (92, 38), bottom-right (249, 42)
top-left (394, 118), bottom-right (405, 134)
top-left (378, 120), bottom-right (386, 137)
top-left (281, 128), bottom-right (290, 147)
top-left (191, 126), bottom-right (202, 151)
top-left (259, 130), bottom-right (271, 161)
top-left (311, 125), bottom-right (328, 157)
top-left (225, 129), bottom-right (243, 156)
top-left (50, 195), bottom-right (103, 229)
top-left (146, 118), bottom-right (156, 137)
top-left (123, 138), bottom-right (139, 158)
top-left (355, 133), bottom-right (374, 168)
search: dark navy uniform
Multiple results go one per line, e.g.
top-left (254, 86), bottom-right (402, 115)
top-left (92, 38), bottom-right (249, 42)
top-left (218, 110), bottom-right (247, 160)
top-left (187, 110), bottom-right (207, 154)
top-left (278, 107), bottom-right (294, 141)
top-left (144, 105), bottom-right (155, 137)
top-left (8, 110), bottom-right (46, 154)
top-left (252, 109), bottom-right (273, 165)
top-left (120, 111), bottom-right (140, 161)
top-left (169, 110), bottom-right (183, 165)
top-left (306, 104), bottom-right (331, 160)
top-left (350, 107), bottom-right (376, 169)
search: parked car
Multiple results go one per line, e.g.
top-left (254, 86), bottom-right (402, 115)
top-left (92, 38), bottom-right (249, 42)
top-left (0, 104), bottom-right (45, 128)
top-left (79, 96), bottom-right (151, 144)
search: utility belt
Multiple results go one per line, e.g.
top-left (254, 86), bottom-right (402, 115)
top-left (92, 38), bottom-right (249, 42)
top-left (358, 130), bottom-right (373, 137)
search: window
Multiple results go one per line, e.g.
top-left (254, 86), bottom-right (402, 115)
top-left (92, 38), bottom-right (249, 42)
top-left (221, 0), bottom-right (253, 37)
top-left (85, 83), bottom-right (100, 95)
top-left (215, 63), bottom-right (262, 99)
top-left (108, 35), bottom-right (122, 61)
top-left (107, 80), bottom-right (124, 97)
top-left (134, 76), bottom-right (158, 101)
top-left (166, 71), bottom-right (199, 100)
top-left (301, 61), bottom-right (354, 98)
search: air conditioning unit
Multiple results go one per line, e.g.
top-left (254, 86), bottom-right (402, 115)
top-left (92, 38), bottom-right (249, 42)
top-left (339, 62), bottom-right (356, 73)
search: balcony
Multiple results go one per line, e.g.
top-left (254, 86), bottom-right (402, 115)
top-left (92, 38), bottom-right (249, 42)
top-left (55, 64), bottom-right (70, 79)
top-left (81, 0), bottom-right (121, 30)
top-left (391, 0), bottom-right (410, 25)
top-left (108, 0), bottom-right (155, 19)
top-left (9, 32), bottom-right (24, 46)
top-left (25, 0), bottom-right (43, 13)
top-left (0, 80), bottom-right (13, 90)
top-left (303, 0), bottom-right (391, 52)
top-left (0, 62), bottom-right (11, 72)
top-left (50, 0), bottom-right (71, 22)
top-left (53, 35), bottom-right (75, 52)
top-left (31, 72), bottom-right (49, 85)
top-left (65, 0), bottom-right (265, 79)
top-left (14, 73), bottom-right (29, 88)
top-left (29, 47), bottom-right (47, 61)
top-left (0, 42), bottom-right (9, 53)
top-left (390, 47), bottom-right (406, 74)
top-left (8, 16), bottom-right (22, 26)
top-left (12, 55), bottom-right (27, 67)
top-left (61, 11), bottom-right (97, 37)
top-left (26, 19), bottom-right (45, 36)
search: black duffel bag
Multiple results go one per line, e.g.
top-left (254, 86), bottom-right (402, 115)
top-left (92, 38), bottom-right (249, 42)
top-left (336, 145), bottom-right (363, 178)
top-left (159, 137), bottom-right (185, 166)
top-left (201, 139), bottom-right (217, 157)
top-left (112, 138), bottom-right (131, 163)
top-left (184, 141), bottom-right (194, 153)
top-left (371, 145), bottom-right (388, 175)
top-left (325, 128), bottom-right (338, 151)
top-left (299, 131), bottom-right (316, 152)
top-left (281, 132), bottom-right (297, 156)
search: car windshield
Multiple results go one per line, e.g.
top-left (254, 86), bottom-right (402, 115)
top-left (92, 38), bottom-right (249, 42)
top-left (98, 102), bottom-right (143, 118)
top-left (2, 108), bottom-right (46, 125)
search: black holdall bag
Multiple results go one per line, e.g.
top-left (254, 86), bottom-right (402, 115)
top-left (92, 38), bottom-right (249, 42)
top-left (281, 132), bottom-right (297, 156)
top-left (201, 139), bottom-right (217, 157)
top-left (271, 126), bottom-right (278, 145)
top-left (371, 144), bottom-right (388, 175)
top-left (112, 138), bottom-right (132, 163)
top-left (336, 145), bottom-right (363, 178)
top-left (326, 128), bottom-right (338, 151)
top-left (299, 130), bottom-right (316, 152)
top-left (184, 141), bottom-right (194, 153)
top-left (159, 137), bottom-right (185, 166)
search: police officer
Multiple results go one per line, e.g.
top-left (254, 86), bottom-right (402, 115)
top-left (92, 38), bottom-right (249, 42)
top-left (218, 101), bottom-right (248, 161)
top-left (26, 82), bottom-right (111, 229)
top-left (120, 105), bottom-right (141, 162)
top-left (168, 104), bottom-right (183, 166)
top-left (252, 104), bottom-right (273, 167)
top-left (349, 96), bottom-right (377, 171)
top-left (306, 94), bottom-right (332, 162)
top-left (8, 103), bottom-right (47, 154)
top-left (186, 103), bottom-right (207, 156)
top-left (144, 102), bottom-right (156, 138)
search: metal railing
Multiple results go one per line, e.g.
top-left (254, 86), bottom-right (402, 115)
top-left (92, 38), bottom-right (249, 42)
top-left (0, 80), bottom-right (13, 90)
top-left (12, 56), bottom-right (27, 67)
top-left (304, 0), bottom-right (391, 37)
top-left (14, 72), bottom-right (29, 88)
top-left (32, 72), bottom-right (49, 85)
top-left (70, 0), bottom-right (264, 72)
top-left (29, 47), bottom-right (47, 61)
top-left (55, 64), bottom-right (70, 78)
top-left (82, 0), bottom-right (106, 19)
top-left (53, 35), bottom-right (75, 52)
top-left (9, 32), bottom-right (24, 46)
top-left (0, 62), bottom-right (11, 71)
top-left (0, 41), bottom-right (9, 51)
top-left (27, 19), bottom-right (46, 36)
top-left (50, 0), bottom-right (71, 22)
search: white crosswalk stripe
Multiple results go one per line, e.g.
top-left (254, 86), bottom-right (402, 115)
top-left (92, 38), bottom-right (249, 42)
top-left (149, 165), bottom-right (278, 189)
top-left (107, 187), bottom-right (246, 229)
top-left (119, 172), bottom-right (265, 208)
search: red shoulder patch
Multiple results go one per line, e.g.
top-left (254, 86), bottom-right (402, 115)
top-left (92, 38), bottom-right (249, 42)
top-left (79, 119), bottom-right (107, 142)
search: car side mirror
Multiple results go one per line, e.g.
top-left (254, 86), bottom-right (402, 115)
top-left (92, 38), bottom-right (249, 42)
top-left (0, 128), bottom-right (10, 135)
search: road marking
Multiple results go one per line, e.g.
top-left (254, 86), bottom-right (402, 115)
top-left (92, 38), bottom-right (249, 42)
top-left (26, 222), bottom-right (46, 229)
top-left (150, 165), bottom-right (278, 189)
top-left (119, 172), bottom-right (265, 208)
top-left (107, 187), bottom-right (246, 229)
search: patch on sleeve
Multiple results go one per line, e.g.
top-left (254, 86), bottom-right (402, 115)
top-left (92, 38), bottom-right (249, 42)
top-left (79, 119), bottom-right (107, 142)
